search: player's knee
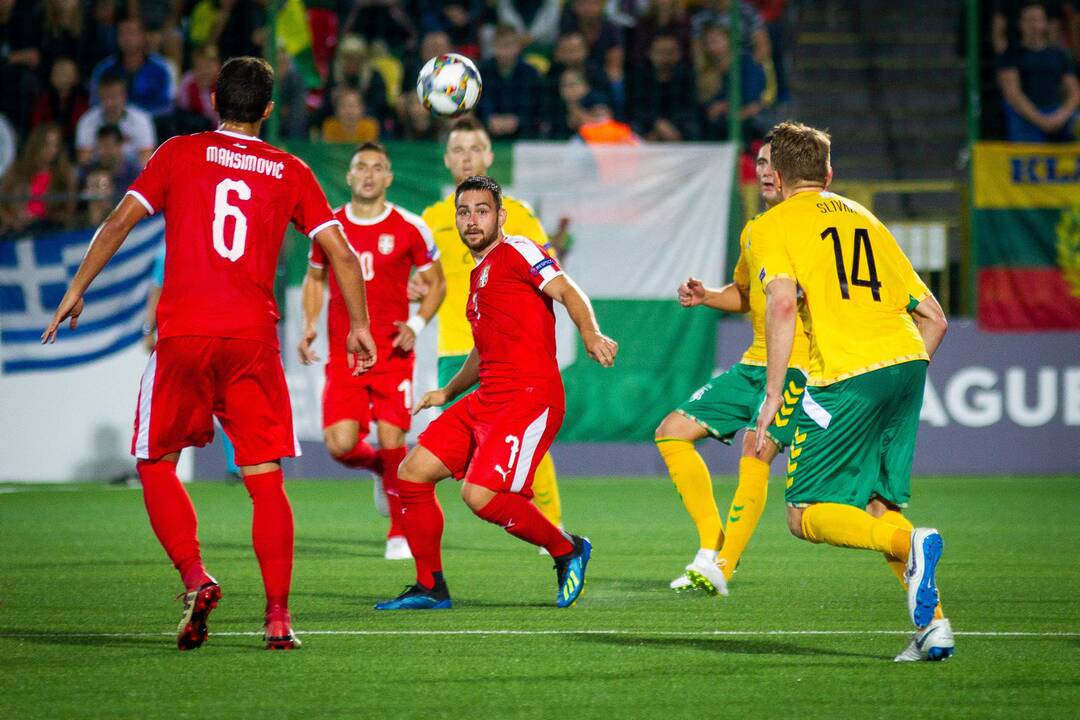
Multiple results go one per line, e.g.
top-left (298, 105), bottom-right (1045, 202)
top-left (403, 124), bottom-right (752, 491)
top-left (460, 482), bottom-right (494, 513)
top-left (654, 412), bottom-right (685, 441)
top-left (397, 454), bottom-right (421, 484)
top-left (323, 430), bottom-right (355, 459)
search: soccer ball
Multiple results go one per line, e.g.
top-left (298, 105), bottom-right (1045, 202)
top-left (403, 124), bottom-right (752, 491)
top-left (417, 53), bottom-right (482, 118)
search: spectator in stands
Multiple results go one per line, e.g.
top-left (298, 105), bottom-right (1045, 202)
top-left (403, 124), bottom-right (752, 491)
top-left (629, 0), bottom-right (691, 67)
top-left (577, 91), bottom-right (638, 143)
top-left (31, 57), bottom-right (90, 155)
top-left (88, 0), bottom-right (120, 68)
top-left (0, 123), bottom-right (77, 234)
top-left (479, 25), bottom-right (543, 139)
top-left (997, 1), bottom-right (1080, 141)
top-left (78, 124), bottom-right (141, 194)
top-left (316, 35), bottom-right (390, 131)
top-left (396, 89), bottom-right (443, 140)
top-left (405, 29), bottom-right (453, 92)
top-left (548, 31), bottom-right (617, 116)
top-left (0, 112), bottom-right (14, 179)
top-left (128, 0), bottom-right (185, 74)
top-left (275, 43), bottom-right (311, 140)
top-left (41, 0), bottom-right (97, 74)
top-left (750, 0), bottom-right (789, 104)
top-left (496, 0), bottom-right (563, 52)
top-left (0, 0), bottom-right (43, 134)
top-left (75, 72), bottom-right (157, 167)
top-left (175, 45), bottom-right (221, 132)
top-left (993, 0), bottom-right (1073, 54)
top-left (420, 0), bottom-right (487, 58)
top-left (340, 0), bottom-right (417, 53)
top-left (691, 0), bottom-right (771, 66)
top-left (80, 167), bottom-right (115, 227)
top-left (90, 17), bottom-right (175, 118)
top-left (320, 87), bottom-right (380, 142)
top-left (627, 33), bottom-right (699, 140)
top-left (695, 24), bottom-right (766, 140)
top-left (541, 68), bottom-right (591, 138)
top-left (188, 0), bottom-right (267, 60)
top-left (559, 0), bottom-right (626, 77)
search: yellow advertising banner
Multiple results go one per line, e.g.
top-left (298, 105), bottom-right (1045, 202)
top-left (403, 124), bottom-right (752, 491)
top-left (973, 142), bottom-right (1080, 209)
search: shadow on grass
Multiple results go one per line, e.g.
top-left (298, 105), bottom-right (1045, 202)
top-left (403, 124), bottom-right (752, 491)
top-left (575, 633), bottom-right (883, 660)
top-left (0, 629), bottom-right (267, 652)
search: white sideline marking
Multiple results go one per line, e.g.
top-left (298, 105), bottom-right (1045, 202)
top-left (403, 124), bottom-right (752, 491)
top-left (1, 629), bottom-right (1077, 639)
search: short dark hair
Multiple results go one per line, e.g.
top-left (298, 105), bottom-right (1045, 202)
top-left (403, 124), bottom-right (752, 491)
top-left (98, 71), bottom-right (126, 90)
top-left (354, 141), bottom-right (389, 163)
top-left (215, 57), bottom-right (274, 124)
top-left (449, 116), bottom-right (488, 137)
top-left (455, 175), bottom-right (503, 211)
top-left (96, 124), bottom-right (124, 143)
top-left (769, 121), bottom-right (831, 186)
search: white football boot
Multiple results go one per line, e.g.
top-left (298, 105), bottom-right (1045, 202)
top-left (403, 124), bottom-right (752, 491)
top-left (894, 617), bottom-right (955, 662)
top-left (685, 550), bottom-right (729, 597)
top-left (906, 528), bottom-right (944, 628)
top-left (384, 536), bottom-right (413, 560)
top-left (669, 573), bottom-right (694, 591)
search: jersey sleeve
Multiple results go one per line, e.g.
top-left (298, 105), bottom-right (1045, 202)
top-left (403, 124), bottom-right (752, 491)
top-left (291, 161), bottom-right (341, 239)
top-left (397, 207), bottom-right (440, 270)
top-left (747, 216), bottom-right (795, 289)
top-left (507, 237), bottom-right (563, 291)
top-left (733, 250), bottom-right (749, 288)
top-left (126, 138), bottom-right (175, 214)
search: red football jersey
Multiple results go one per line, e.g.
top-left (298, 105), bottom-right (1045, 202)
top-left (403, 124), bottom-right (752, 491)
top-left (467, 235), bottom-right (564, 408)
top-left (308, 203), bottom-right (438, 367)
top-left (127, 130), bottom-right (338, 348)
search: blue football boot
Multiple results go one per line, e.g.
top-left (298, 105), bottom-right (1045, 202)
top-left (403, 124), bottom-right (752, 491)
top-left (375, 576), bottom-right (452, 610)
top-left (554, 535), bottom-right (592, 608)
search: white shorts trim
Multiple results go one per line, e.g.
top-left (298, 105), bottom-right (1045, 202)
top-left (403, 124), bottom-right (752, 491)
top-left (134, 351), bottom-right (157, 458)
top-left (801, 387), bottom-right (832, 430)
top-left (510, 408), bottom-right (550, 493)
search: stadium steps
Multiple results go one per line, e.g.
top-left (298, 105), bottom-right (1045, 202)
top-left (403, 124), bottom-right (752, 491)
top-left (787, 0), bottom-right (966, 185)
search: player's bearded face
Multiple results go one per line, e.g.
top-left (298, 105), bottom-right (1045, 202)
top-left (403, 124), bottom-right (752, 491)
top-left (456, 190), bottom-right (503, 253)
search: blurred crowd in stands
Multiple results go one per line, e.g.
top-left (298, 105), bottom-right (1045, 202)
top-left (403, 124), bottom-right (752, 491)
top-left (0, 0), bottom-right (791, 234)
top-left (2, 0), bottom-right (1075, 236)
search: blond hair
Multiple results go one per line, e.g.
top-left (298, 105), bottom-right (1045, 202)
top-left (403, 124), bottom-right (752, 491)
top-left (769, 121), bottom-right (831, 186)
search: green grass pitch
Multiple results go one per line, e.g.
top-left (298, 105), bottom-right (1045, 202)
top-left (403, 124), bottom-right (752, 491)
top-left (2, 475), bottom-right (1079, 719)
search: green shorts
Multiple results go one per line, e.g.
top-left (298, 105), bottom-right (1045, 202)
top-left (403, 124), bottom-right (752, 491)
top-left (437, 354), bottom-right (478, 407)
top-left (676, 363), bottom-right (808, 449)
top-left (785, 360), bottom-right (928, 509)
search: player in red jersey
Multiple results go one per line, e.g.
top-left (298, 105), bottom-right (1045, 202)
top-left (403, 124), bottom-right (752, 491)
top-left (299, 142), bottom-right (446, 560)
top-left (42, 58), bottom-right (378, 651)
top-left (375, 176), bottom-right (619, 610)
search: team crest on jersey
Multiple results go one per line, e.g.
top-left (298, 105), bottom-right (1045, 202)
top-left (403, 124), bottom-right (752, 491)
top-left (378, 234), bottom-right (395, 255)
top-left (479, 265), bottom-right (491, 287)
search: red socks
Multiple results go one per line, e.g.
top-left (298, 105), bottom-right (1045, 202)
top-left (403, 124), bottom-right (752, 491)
top-left (378, 446), bottom-right (408, 538)
top-left (243, 469), bottom-right (294, 611)
top-left (397, 480), bottom-right (444, 588)
top-left (137, 459), bottom-right (211, 591)
top-left (474, 493), bottom-right (574, 557)
top-left (335, 439), bottom-right (381, 472)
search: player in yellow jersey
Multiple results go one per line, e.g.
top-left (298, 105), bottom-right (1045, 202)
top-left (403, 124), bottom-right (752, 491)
top-left (415, 117), bottom-right (563, 532)
top-left (748, 121), bottom-right (953, 662)
top-left (655, 138), bottom-right (810, 594)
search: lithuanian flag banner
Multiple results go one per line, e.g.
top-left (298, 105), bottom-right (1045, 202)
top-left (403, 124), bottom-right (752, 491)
top-left (275, 0), bottom-right (322, 89)
top-left (974, 142), bottom-right (1080, 330)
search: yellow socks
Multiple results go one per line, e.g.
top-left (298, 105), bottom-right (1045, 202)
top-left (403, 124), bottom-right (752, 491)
top-left (657, 437), bottom-right (723, 551)
top-left (800, 502), bottom-right (910, 559)
top-left (880, 508), bottom-right (945, 621)
top-left (532, 452), bottom-right (562, 527)
top-left (716, 457), bottom-right (769, 579)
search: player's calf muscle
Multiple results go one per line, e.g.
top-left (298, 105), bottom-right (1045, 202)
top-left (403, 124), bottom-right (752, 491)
top-left (786, 505), bottom-right (806, 539)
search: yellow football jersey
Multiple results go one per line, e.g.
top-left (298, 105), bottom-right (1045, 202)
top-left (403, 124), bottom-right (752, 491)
top-left (733, 220), bottom-right (811, 370)
top-left (746, 190), bottom-right (930, 386)
top-left (422, 193), bottom-right (550, 356)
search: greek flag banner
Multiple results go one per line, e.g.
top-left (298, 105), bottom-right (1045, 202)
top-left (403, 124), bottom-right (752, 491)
top-left (0, 218), bottom-right (163, 374)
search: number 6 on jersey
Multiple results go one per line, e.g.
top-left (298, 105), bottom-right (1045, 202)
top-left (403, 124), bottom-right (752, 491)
top-left (213, 178), bottom-right (251, 261)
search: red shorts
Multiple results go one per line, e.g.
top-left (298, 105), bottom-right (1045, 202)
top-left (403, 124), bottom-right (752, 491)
top-left (131, 336), bottom-right (298, 466)
top-left (418, 393), bottom-right (563, 497)
top-left (322, 352), bottom-right (415, 431)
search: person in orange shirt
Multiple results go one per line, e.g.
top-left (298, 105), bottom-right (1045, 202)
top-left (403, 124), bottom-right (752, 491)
top-left (320, 87), bottom-right (379, 143)
top-left (576, 92), bottom-right (639, 144)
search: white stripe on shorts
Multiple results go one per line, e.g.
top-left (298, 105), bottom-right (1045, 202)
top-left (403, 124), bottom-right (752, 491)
top-left (801, 387), bottom-right (833, 430)
top-left (135, 351), bottom-right (157, 458)
top-left (510, 408), bottom-right (550, 493)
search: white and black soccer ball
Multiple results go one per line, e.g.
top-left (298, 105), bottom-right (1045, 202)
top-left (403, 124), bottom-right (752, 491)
top-left (416, 53), bottom-right (483, 118)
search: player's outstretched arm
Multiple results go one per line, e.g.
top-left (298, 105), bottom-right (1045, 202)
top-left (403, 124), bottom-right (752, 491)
top-left (543, 274), bottom-right (618, 367)
top-left (313, 223), bottom-right (377, 374)
top-left (910, 292), bottom-right (948, 360)
top-left (755, 277), bottom-right (797, 453)
top-left (678, 277), bottom-right (750, 313)
top-left (414, 347), bottom-right (480, 414)
top-left (393, 260), bottom-right (446, 352)
top-left (298, 265), bottom-right (328, 364)
top-left (42, 194), bottom-right (148, 343)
